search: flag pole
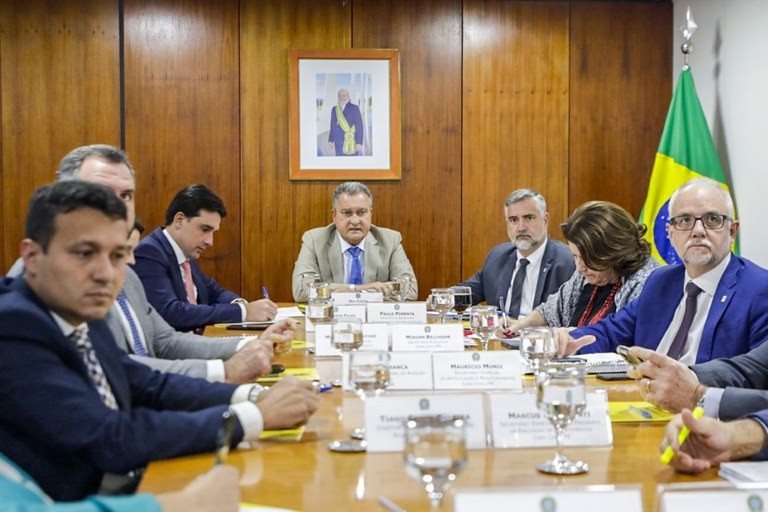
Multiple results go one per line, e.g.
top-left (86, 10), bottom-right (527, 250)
top-left (680, 6), bottom-right (697, 69)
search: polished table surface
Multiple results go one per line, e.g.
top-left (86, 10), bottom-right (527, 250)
top-left (139, 327), bottom-right (721, 511)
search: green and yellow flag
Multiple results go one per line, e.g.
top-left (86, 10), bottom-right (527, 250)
top-left (639, 66), bottom-right (736, 265)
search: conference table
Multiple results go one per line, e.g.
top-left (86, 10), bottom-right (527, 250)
top-left (139, 322), bottom-right (722, 511)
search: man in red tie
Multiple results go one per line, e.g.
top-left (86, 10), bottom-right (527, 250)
top-left (134, 184), bottom-right (277, 332)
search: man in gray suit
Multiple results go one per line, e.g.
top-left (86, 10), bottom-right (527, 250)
top-left (291, 182), bottom-right (417, 301)
top-left (629, 343), bottom-right (768, 421)
top-left (24, 144), bottom-right (283, 382)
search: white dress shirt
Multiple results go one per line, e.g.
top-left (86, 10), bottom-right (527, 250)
top-left (505, 239), bottom-right (547, 317)
top-left (338, 233), bottom-right (367, 284)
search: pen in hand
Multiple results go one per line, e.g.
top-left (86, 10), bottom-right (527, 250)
top-left (499, 295), bottom-right (509, 329)
top-left (659, 406), bottom-right (705, 464)
top-left (261, 286), bottom-right (270, 300)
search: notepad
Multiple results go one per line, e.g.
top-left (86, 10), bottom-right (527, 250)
top-left (256, 367), bottom-right (318, 384)
top-left (580, 352), bottom-right (631, 374)
top-left (258, 426), bottom-right (305, 442)
top-left (718, 461), bottom-right (768, 483)
top-left (608, 401), bottom-right (674, 422)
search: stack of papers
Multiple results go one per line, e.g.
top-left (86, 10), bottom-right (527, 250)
top-left (719, 461), bottom-right (768, 483)
top-left (580, 352), bottom-right (631, 374)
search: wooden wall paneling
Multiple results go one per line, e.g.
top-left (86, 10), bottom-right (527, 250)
top-left (353, 0), bottom-right (463, 297)
top-left (0, 0), bottom-right (120, 270)
top-left (568, 1), bottom-right (672, 217)
top-left (123, 0), bottom-right (241, 292)
top-left (462, 1), bottom-right (570, 280)
top-left (240, 0), bottom-right (351, 302)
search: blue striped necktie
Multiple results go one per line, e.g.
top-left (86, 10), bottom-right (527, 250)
top-left (116, 291), bottom-right (149, 357)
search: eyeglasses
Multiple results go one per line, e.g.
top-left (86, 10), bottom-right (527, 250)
top-left (668, 213), bottom-right (732, 231)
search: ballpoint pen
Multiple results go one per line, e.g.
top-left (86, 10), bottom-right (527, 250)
top-left (627, 404), bottom-right (653, 420)
top-left (261, 286), bottom-right (270, 300)
top-left (660, 406), bottom-right (705, 464)
top-left (499, 295), bottom-right (509, 329)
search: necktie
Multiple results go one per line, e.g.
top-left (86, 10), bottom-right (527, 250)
top-left (69, 327), bottom-right (119, 410)
top-left (181, 260), bottom-right (197, 305)
top-left (507, 258), bottom-right (530, 318)
top-left (115, 291), bottom-right (149, 357)
top-left (667, 282), bottom-right (703, 360)
top-left (347, 246), bottom-right (363, 285)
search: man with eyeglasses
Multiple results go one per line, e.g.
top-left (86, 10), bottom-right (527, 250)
top-left (555, 177), bottom-right (768, 364)
top-left (291, 181), bottom-right (417, 301)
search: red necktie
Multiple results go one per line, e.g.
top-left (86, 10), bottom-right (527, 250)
top-left (181, 260), bottom-right (197, 305)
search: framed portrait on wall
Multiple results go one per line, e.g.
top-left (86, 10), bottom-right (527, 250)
top-left (289, 49), bottom-right (401, 180)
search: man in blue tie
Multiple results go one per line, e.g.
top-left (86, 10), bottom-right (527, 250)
top-left (291, 182), bottom-right (418, 301)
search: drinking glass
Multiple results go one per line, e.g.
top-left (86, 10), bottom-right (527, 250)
top-left (390, 276), bottom-right (413, 302)
top-left (300, 272), bottom-right (322, 299)
top-left (429, 288), bottom-right (454, 323)
top-left (535, 361), bottom-right (589, 475)
top-left (469, 305), bottom-right (497, 351)
top-left (347, 350), bottom-right (390, 445)
top-left (450, 286), bottom-right (472, 323)
top-left (306, 296), bottom-right (333, 325)
top-left (307, 281), bottom-right (331, 301)
top-left (331, 317), bottom-right (364, 390)
top-left (519, 327), bottom-right (558, 374)
top-left (403, 415), bottom-right (468, 509)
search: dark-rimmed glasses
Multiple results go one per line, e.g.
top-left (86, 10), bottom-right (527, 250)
top-left (668, 213), bottom-right (732, 231)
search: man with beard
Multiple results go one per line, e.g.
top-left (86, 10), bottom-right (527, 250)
top-left (459, 188), bottom-right (574, 318)
top-left (556, 178), bottom-right (768, 364)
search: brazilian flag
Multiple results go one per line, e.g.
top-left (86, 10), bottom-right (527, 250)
top-left (639, 66), bottom-right (736, 265)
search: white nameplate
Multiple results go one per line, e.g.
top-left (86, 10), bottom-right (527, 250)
top-left (362, 323), bottom-right (389, 351)
top-left (390, 324), bottom-right (464, 352)
top-left (660, 489), bottom-right (768, 511)
top-left (332, 304), bottom-right (367, 322)
top-left (456, 487), bottom-right (643, 512)
top-left (364, 394), bottom-right (486, 452)
top-left (367, 302), bottom-right (427, 324)
top-left (331, 291), bottom-right (383, 305)
top-left (314, 323), bottom-right (388, 356)
top-left (432, 351), bottom-right (522, 390)
top-left (388, 352), bottom-right (433, 390)
top-left (489, 391), bottom-right (612, 448)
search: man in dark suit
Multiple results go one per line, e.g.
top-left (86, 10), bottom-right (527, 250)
top-left (133, 184), bottom-right (278, 332)
top-left (0, 181), bottom-right (318, 501)
top-left (459, 188), bottom-right (574, 317)
top-left (560, 178), bottom-right (768, 365)
top-left (328, 88), bottom-right (364, 156)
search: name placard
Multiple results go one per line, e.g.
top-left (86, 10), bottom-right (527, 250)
top-left (367, 302), bottom-right (427, 324)
top-left (390, 324), bottom-right (464, 352)
top-left (432, 351), bottom-right (522, 390)
top-left (660, 489), bottom-right (768, 511)
top-left (388, 352), bottom-right (433, 390)
top-left (489, 391), bottom-right (612, 448)
top-left (331, 292), bottom-right (383, 305)
top-left (332, 304), bottom-right (367, 322)
top-left (364, 394), bottom-right (486, 452)
top-left (313, 323), bottom-right (389, 356)
top-left (455, 487), bottom-right (643, 512)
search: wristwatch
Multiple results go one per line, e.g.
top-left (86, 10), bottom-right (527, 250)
top-left (231, 298), bottom-right (248, 305)
top-left (247, 384), bottom-right (266, 403)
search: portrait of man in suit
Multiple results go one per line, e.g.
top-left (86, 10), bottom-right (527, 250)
top-left (328, 88), bottom-right (365, 156)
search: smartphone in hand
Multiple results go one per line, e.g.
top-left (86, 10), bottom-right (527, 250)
top-left (616, 345), bottom-right (643, 366)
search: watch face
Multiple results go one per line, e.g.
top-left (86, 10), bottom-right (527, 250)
top-left (248, 385), bottom-right (264, 402)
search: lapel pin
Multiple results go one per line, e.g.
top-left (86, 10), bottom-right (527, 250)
top-left (721, 295), bottom-right (728, 303)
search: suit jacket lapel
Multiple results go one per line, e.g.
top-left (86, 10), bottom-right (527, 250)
top-left (697, 257), bottom-right (739, 362)
top-left (154, 229), bottom-right (187, 302)
top-left (328, 234), bottom-right (344, 283)
top-left (364, 232), bottom-right (380, 282)
top-left (190, 260), bottom-right (208, 305)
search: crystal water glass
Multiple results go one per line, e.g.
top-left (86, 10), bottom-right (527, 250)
top-left (332, 316), bottom-right (364, 390)
top-left (450, 286), bottom-right (472, 323)
top-left (469, 305), bottom-right (497, 350)
top-left (535, 361), bottom-right (589, 475)
top-left (403, 415), bottom-right (467, 509)
top-left (429, 288), bottom-right (455, 323)
top-left (520, 326), bottom-right (558, 374)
